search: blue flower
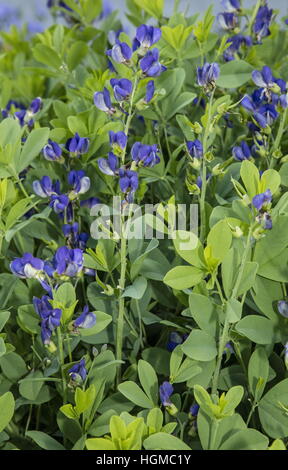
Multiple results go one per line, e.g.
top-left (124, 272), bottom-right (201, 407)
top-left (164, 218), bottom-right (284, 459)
top-left (50, 246), bottom-right (84, 277)
top-left (190, 404), bottom-right (200, 417)
top-left (68, 170), bottom-right (90, 195)
top-left (33, 295), bottom-right (62, 345)
top-left (109, 131), bottom-right (127, 152)
top-left (15, 97), bottom-right (42, 127)
top-left (80, 197), bottom-right (101, 208)
top-left (106, 41), bottom-right (132, 64)
top-left (43, 139), bottom-right (63, 162)
top-left (62, 223), bottom-right (89, 250)
top-left (30, 97), bottom-right (42, 114)
top-left (74, 305), bottom-right (96, 329)
top-left (140, 48), bottom-right (166, 77)
top-left (10, 253), bottom-right (44, 279)
top-left (252, 189), bottom-right (272, 211)
top-left (94, 88), bottom-right (115, 114)
top-left (167, 332), bottom-right (187, 352)
top-left (50, 194), bottom-right (70, 214)
top-left (196, 173), bottom-right (211, 190)
top-left (278, 301), bottom-right (288, 318)
top-left (197, 63), bottom-right (220, 90)
top-left (33, 176), bottom-right (60, 198)
top-left (232, 141), bottom-right (251, 161)
top-left (69, 358), bottom-right (87, 383)
top-left (110, 78), bottom-right (133, 101)
top-left (119, 169), bottom-right (139, 202)
top-left (217, 12), bottom-right (238, 30)
top-left (221, 0), bottom-right (240, 12)
top-left (253, 4), bottom-right (273, 42)
top-left (223, 35), bottom-right (252, 61)
top-left (98, 152), bottom-right (119, 176)
top-left (133, 25), bottom-right (162, 51)
top-left (186, 140), bottom-right (203, 159)
top-left (159, 381), bottom-right (173, 406)
top-left (145, 80), bottom-right (155, 103)
top-left (131, 142), bottom-right (160, 167)
top-left (254, 104), bottom-right (278, 128)
top-left (66, 133), bottom-right (89, 156)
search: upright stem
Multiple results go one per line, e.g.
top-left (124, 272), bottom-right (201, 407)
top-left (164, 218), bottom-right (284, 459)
top-left (116, 76), bottom-right (138, 385)
top-left (211, 225), bottom-right (253, 398)
top-left (199, 90), bottom-right (214, 243)
top-left (269, 106), bottom-right (288, 169)
top-left (57, 327), bottom-right (67, 404)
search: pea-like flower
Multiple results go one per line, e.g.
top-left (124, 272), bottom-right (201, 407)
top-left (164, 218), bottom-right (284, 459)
top-left (43, 139), bottom-right (63, 162)
top-left (109, 131), bottom-right (127, 153)
top-left (106, 41), bottom-right (132, 64)
top-left (50, 194), bottom-right (70, 214)
top-left (252, 189), bottom-right (272, 211)
top-left (68, 170), bottom-right (90, 195)
top-left (74, 305), bottom-right (96, 329)
top-left (189, 404), bottom-right (200, 417)
top-left (159, 381), bottom-right (177, 415)
top-left (253, 4), bottom-right (273, 42)
top-left (69, 358), bottom-right (87, 384)
top-left (186, 140), bottom-right (203, 159)
top-left (221, 0), bottom-right (240, 12)
top-left (15, 97), bottom-right (42, 127)
top-left (65, 132), bottom-right (89, 157)
top-left (33, 176), bottom-right (60, 198)
top-left (278, 301), bottom-right (288, 318)
top-left (140, 48), bottom-right (167, 77)
top-left (224, 35), bottom-right (252, 61)
top-left (33, 295), bottom-right (62, 345)
top-left (50, 246), bottom-right (84, 278)
top-left (133, 24), bottom-right (162, 51)
top-left (217, 12), bottom-right (238, 30)
top-left (62, 223), bottom-right (89, 250)
top-left (110, 78), bottom-right (133, 101)
top-left (119, 169), bottom-right (139, 202)
top-left (98, 152), bottom-right (119, 176)
top-left (166, 332), bottom-right (187, 352)
top-left (232, 141), bottom-right (251, 161)
top-left (131, 142), bottom-right (160, 168)
top-left (94, 88), bottom-right (115, 114)
top-left (10, 253), bottom-right (44, 279)
top-left (145, 80), bottom-right (155, 103)
top-left (197, 62), bottom-right (220, 91)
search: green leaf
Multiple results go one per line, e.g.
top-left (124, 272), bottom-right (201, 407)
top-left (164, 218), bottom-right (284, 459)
top-left (219, 429), bottom-right (268, 450)
top-left (0, 392), bottom-right (15, 432)
top-left (164, 266), bottom-right (204, 289)
top-left (172, 230), bottom-right (203, 266)
top-left (0, 311), bottom-right (10, 332)
top-left (122, 276), bottom-right (147, 299)
top-left (240, 160), bottom-right (260, 200)
top-left (216, 60), bottom-right (254, 88)
top-left (0, 352), bottom-right (27, 381)
top-left (225, 299), bottom-right (242, 323)
top-left (67, 41), bottom-right (88, 70)
top-left (134, 0), bottom-right (164, 19)
top-left (16, 127), bottom-right (50, 173)
top-left (80, 311), bottom-right (112, 337)
top-left (19, 371), bottom-right (43, 401)
top-left (138, 360), bottom-right (158, 404)
top-left (118, 381), bottom-right (154, 409)
top-left (33, 44), bottom-right (62, 69)
top-left (181, 330), bottom-right (217, 361)
top-left (248, 348), bottom-right (269, 401)
top-left (189, 293), bottom-right (218, 335)
top-left (86, 437), bottom-right (115, 450)
top-left (143, 432), bottom-right (191, 450)
top-left (26, 431), bottom-right (65, 450)
top-left (235, 315), bottom-right (278, 345)
top-left (207, 220), bottom-right (232, 262)
top-left (259, 379), bottom-right (288, 438)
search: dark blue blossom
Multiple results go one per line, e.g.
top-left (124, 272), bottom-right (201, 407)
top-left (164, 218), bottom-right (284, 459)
top-left (94, 88), bottom-right (115, 114)
top-left (190, 404), bottom-right (200, 417)
top-left (252, 189), bottom-right (272, 211)
top-left (110, 78), bottom-right (133, 101)
top-left (50, 194), bottom-right (70, 214)
top-left (167, 332), bottom-right (187, 352)
top-left (232, 141), bottom-right (251, 161)
top-left (197, 63), bottom-right (220, 90)
top-left (278, 301), bottom-right (288, 318)
top-left (68, 170), bottom-right (90, 195)
top-left (98, 152), bottom-right (119, 176)
top-left (131, 142), bottom-right (160, 167)
top-left (145, 80), bottom-right (155, 103)
top-left (65, 133), bottom-right (89, 157)
top-left (119, 169), bottom-right (139, 202)
top-left (69, 358), bottom-right (87, 384)
top-left (33, 176), bottom-right (60, 198)
top-left (74, 305), bottom-right (96, 329)
top-left (14, 97), bottom-right (42, 127)
top-left (109, 131), bottom-right (127, 152)
top-left (140, 49), bottom-right (166, 77)
top-left (254, 104), bottom-right (278, 128)
top-left (186, 140), bottom-right (203, 159)
top-left (223, 35), bottom-right (252, 61)
top-left (221, 0), bottom-right (240, 12)
top-left (62, 223), bottom-right (89, 250)
top-left (217, 12), bottom-right (238, 30)
top-left (80, 197), bottom-right (101, 208)
top-left (43, 139), bottom-right (63, 162)
top-left (33, 295), bottom-right (62, 345)
top-left (50, 246), bottom-right (84, 277)
top-left (133, 25), bottom-right (162, 51)
top-left (107, 41), bottom-right (132, 64)
top-left (10, 253), bottom-right (44, 279)
top-left (159, 381), bottom-right (173, 406)
top-left (253, 4), bottom-right (273, 42)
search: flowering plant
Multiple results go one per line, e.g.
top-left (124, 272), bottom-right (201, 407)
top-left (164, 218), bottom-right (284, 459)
top-left (0, 0), bottom-right (288, 452)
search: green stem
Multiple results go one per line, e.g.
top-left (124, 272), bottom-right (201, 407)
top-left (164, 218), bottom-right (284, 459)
top-left (199, 91), bottom-right (214, 243)
top-left (57, 327), bottom-right (67, 404)
top-left (270, 106), bottom-right (288, 169)
top-left (211, 226), bottom-right (253, 397)
top-left (209, 419), bottom-right (219, 450)
top-left (135, 300), bottom-right (144, 349)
